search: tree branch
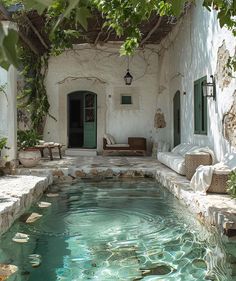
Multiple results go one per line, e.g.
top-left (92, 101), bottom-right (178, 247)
top-left (94, 30), bottom-right (103, 46)
top-left (104, 29), bottom-right (112, 42)
top-left (140, 17), bottom-right (162, 46)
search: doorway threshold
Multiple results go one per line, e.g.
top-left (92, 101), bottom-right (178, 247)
top-left (65, 148), bottom-right (97, 157)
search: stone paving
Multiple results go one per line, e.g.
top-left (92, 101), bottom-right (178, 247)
top-left (15, 155), bottom-right (236, 237)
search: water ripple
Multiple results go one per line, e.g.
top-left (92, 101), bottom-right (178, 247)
top-left (0, 180), bottom-right (232, 281)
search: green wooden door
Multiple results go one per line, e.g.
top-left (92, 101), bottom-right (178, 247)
top-left (83, 92), bottom-right (97, 148)
top-left (173, 91), bottom-right (181, 147)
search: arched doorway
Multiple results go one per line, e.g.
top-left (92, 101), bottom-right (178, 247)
top-left (173, 91), bottom-right (181, 147)
top-left (68, 91), bottom-right (97, 148)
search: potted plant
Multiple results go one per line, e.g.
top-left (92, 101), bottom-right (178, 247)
top-left (226, 170), bottom-right (236, 198)
top-left (17, 130), bottom-right (41, 168)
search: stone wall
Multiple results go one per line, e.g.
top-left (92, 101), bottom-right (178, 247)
top-left (223, 91), bottom-right (236, 147)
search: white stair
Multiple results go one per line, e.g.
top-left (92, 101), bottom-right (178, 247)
top-left (65, 149), bottom-right (97, 157)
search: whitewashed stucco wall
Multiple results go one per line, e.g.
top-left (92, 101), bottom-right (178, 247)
top-left (157, 1), bottom-right (236, 160)
top-left (0, 21), bottom-right (17, 161)
top-left (45, 45), bottom-right (159, 153)
top-left (0, 67), bottom-right (8, 138)
top-left (0, 65), bottom-right (17, 160)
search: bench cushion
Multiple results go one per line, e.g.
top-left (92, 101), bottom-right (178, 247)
top-left (158, 152), bottom-right (186, 175)
top-left (172, 143), bottom-right (199, 156)
top-left (106, 144), bottom-right (130, 148)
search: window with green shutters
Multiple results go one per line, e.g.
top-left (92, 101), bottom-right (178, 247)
top-left (194, 76), bottom-right (207, 135)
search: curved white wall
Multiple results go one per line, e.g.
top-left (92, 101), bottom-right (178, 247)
top-left (157, 2), bottom-right (236, 160)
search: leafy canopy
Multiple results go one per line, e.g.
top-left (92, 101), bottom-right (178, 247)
top-left (0, 0), bottom-right (236, 69)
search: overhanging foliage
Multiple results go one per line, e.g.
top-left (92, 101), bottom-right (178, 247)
top-left (0, 0), bottom-right (235, 134)
top-left (0, 0), bottom-right (235, 69)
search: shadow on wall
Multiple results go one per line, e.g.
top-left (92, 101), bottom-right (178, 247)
top-left (177, 4), bottom-right (227, 159)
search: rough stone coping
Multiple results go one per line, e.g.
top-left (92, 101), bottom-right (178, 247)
top-left (15, 156), bottom-right (236, 237)
top-left (156, 164), bottom-right (236, 236)
top-left (0, 175), bottom-right (53, 235)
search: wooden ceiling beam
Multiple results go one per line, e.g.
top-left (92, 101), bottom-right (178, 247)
top-left (0, 3), bottom-right (41, 55)
top-left (25, 15), bottom-right (48, 50)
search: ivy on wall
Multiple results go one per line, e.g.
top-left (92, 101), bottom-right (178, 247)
top-left (18, 49), bottom-right (51, 134)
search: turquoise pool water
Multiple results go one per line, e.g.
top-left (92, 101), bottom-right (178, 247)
top-left (0, 179), bottom-right (232, 280)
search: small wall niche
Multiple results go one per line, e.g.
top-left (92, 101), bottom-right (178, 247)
top-left (113, 87), bottom-right (140, 110)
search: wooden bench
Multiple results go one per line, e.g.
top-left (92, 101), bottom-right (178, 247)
top-left (103, 137), bottom-right (147, 156)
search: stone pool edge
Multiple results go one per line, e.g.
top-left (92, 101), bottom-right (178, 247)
top-left (155, 167), bottom-right (236, 237)
top-left (0, 175), bottom-right (53, 235)
top-left (15, 162), bottom-right (236, 238)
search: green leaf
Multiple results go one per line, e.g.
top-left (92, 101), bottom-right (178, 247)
top-left (24, 0), bottom-right (53, 14)
top-left (169, 0), bottom-right (186, 16)
top-left (64, 0), bottom-right (80, 18)
top-left (0, 24), bottom-right (18, 70)
top-left (2, 28), bottom-right (18, 68)
top-left (51, 0), bottom-right (83, 32)
top-left (75, 6), bottom-right (91, 30)
top-left (0, 54), bottom-right (10, 70)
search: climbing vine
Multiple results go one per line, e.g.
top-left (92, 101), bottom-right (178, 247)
top-left (18, 48), bottom-right (50, 134)
top-left (17, 3), bottom-right (82, 133)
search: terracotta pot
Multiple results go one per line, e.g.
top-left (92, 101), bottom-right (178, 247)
top-left (18, 149), bottom-right (41, 168)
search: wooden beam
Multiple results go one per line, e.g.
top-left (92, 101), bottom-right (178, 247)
top-left (140, 17), bottom-right (162, 46)
top-left (0, 3), bottom-right (40, 55)
top-left (0, 3), bottom-right (11, 19)
top-left (25, 15), bottom-right (48, 50)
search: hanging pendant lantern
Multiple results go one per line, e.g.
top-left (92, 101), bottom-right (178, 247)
top-left (124, 69), bottom-right (133, 85)
top-left (124, 57), bottom-right (133, 85)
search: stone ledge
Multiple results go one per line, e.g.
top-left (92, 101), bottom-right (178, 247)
top-left (0, 175), bottom-right (53, 235)
top-left (156, 164), bottom-right (236, 236)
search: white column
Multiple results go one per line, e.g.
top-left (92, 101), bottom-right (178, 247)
top-left (6, 65), bottom-right (17, 160)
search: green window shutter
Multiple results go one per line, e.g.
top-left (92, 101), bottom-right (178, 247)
top-left (200, 78), bottom-right (207, 135)
top-left (194, 82), bottom-right (200, 134)
top-left (194, 76), bottom-right (207, 135)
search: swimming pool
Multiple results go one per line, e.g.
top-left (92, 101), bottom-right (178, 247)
top-left (0, 179), bottom-right (232, 280)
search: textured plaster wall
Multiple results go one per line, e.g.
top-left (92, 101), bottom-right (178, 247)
top-left (0, 21), bottom-right (17, 160)
top-left (0, 67), bottom-right (8, 138)
top-left (45, 45), bottom-right (159, 153)
top-left (0, 65), bottom-right (17, 160)
top-left (157, 1), bottom-right (236, 160)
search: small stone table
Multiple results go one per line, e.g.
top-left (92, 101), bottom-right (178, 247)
top-left (35, 143), bottom-right (63, 161)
